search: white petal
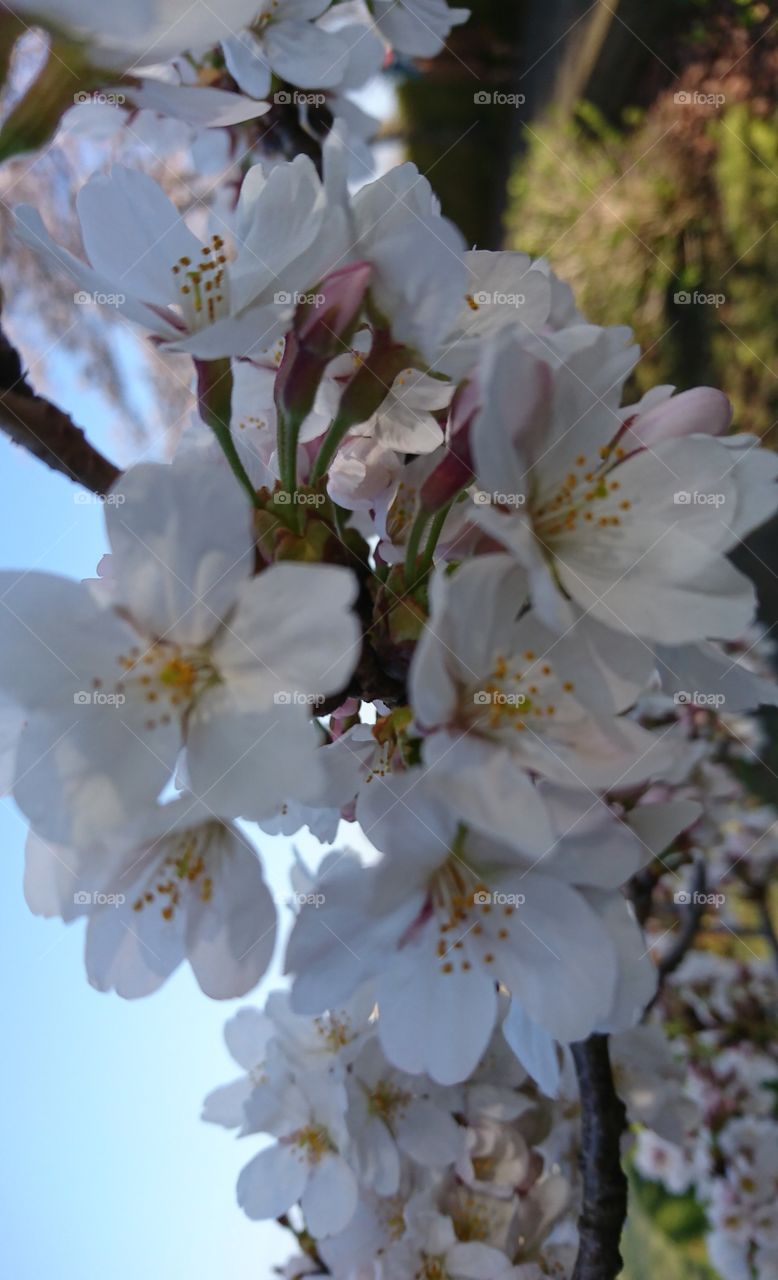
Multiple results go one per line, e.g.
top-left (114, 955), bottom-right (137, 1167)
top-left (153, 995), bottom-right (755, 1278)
top-left (237, 1142), bottom-right (308, 1220)
top-left (106, 452), bottom-right (252, 646)
top-left (301, 1153), bottom-right (358, 1238)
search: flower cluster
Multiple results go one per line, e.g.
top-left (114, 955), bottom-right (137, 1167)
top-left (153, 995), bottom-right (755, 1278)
top-left (634, 954), bottom-right (778, 1280)
top-left (3, 3), bottom-right (778, 1277)
top-left (204, 990), bottom-right (577, 1279)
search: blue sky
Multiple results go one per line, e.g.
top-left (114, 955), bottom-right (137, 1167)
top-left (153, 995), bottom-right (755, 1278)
top-left (0, 353), bottom-right (299, 1279)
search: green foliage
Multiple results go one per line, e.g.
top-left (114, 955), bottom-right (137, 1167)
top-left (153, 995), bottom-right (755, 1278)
top-left (621, 1170), bottom-right (719, 1280)
top-left (506, 100), bottom-right (778, 438)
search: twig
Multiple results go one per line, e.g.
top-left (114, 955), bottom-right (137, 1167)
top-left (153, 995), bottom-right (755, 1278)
top-left (571, 1034), bottom-right (629, 1280)
top-left (0, 322), bottom-right (120, 494)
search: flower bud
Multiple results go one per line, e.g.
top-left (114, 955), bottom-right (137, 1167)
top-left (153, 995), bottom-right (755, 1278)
top-left (624, 387), bottom-right (732, 449)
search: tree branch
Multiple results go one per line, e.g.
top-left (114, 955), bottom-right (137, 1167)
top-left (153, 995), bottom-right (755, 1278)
top-left (0, 322), bottom-right (120, 494)
top-left (571, 1034), bottom-right (628, 1280)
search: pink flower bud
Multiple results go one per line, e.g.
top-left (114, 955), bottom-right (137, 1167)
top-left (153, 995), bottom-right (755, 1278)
top-left (295, 261), bottom-right (372, 360)
top-left (624, 387), bottom-right (732, 449)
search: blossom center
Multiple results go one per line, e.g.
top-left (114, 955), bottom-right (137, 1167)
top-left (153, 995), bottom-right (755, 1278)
top-left (171, 234), bottom-right (231, 331)
top-left (131, 822), bottom-right (221, 920)
top-left (531, 442), bottom-right (632, 544)
top-left (289, 1123), bottom-right (334, 1165)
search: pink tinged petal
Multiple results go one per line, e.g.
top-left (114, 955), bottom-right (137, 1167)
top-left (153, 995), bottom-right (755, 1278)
top-left (625, 386), bottom-right (732, 447)
top-left (76, 166), bottom-right (202, 307)
top-left (377, 931), bottom-right (498, 1085)
top-left (201, 1078), bottom-right (253, 1128)
top-left (237, 1142), bottom-right (309, 1221)
top-left (185, 832), bottom-right (276, 998)
top-left (301, 1154), bottom-right (359, 1238)
top-left (106, 452), bottom-right (252, 646)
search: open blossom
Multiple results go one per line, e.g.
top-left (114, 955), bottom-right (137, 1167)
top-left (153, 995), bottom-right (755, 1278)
top-left (25, 797), bottom-right (277, 998)
top-left (285, 762), bottom-right (679, 1085)
top-left (469, 327), bottom-right (778, 642)
top-left (238, 1060), bottom-right (359, 1237)
top-left (222, 0), bottom-right (354, 99)
top-left (15, 157), bottom-right (340, 358)
top-left (410, 555), bottom-right (671, 804)
top-left (0, 452), bottom-right (359, 846)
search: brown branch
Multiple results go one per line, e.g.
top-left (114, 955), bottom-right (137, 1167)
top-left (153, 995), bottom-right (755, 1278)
top-left (0, 322), bottom-right (120, 494)
top-left (571, 1034), bottom-right (629, 1280)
